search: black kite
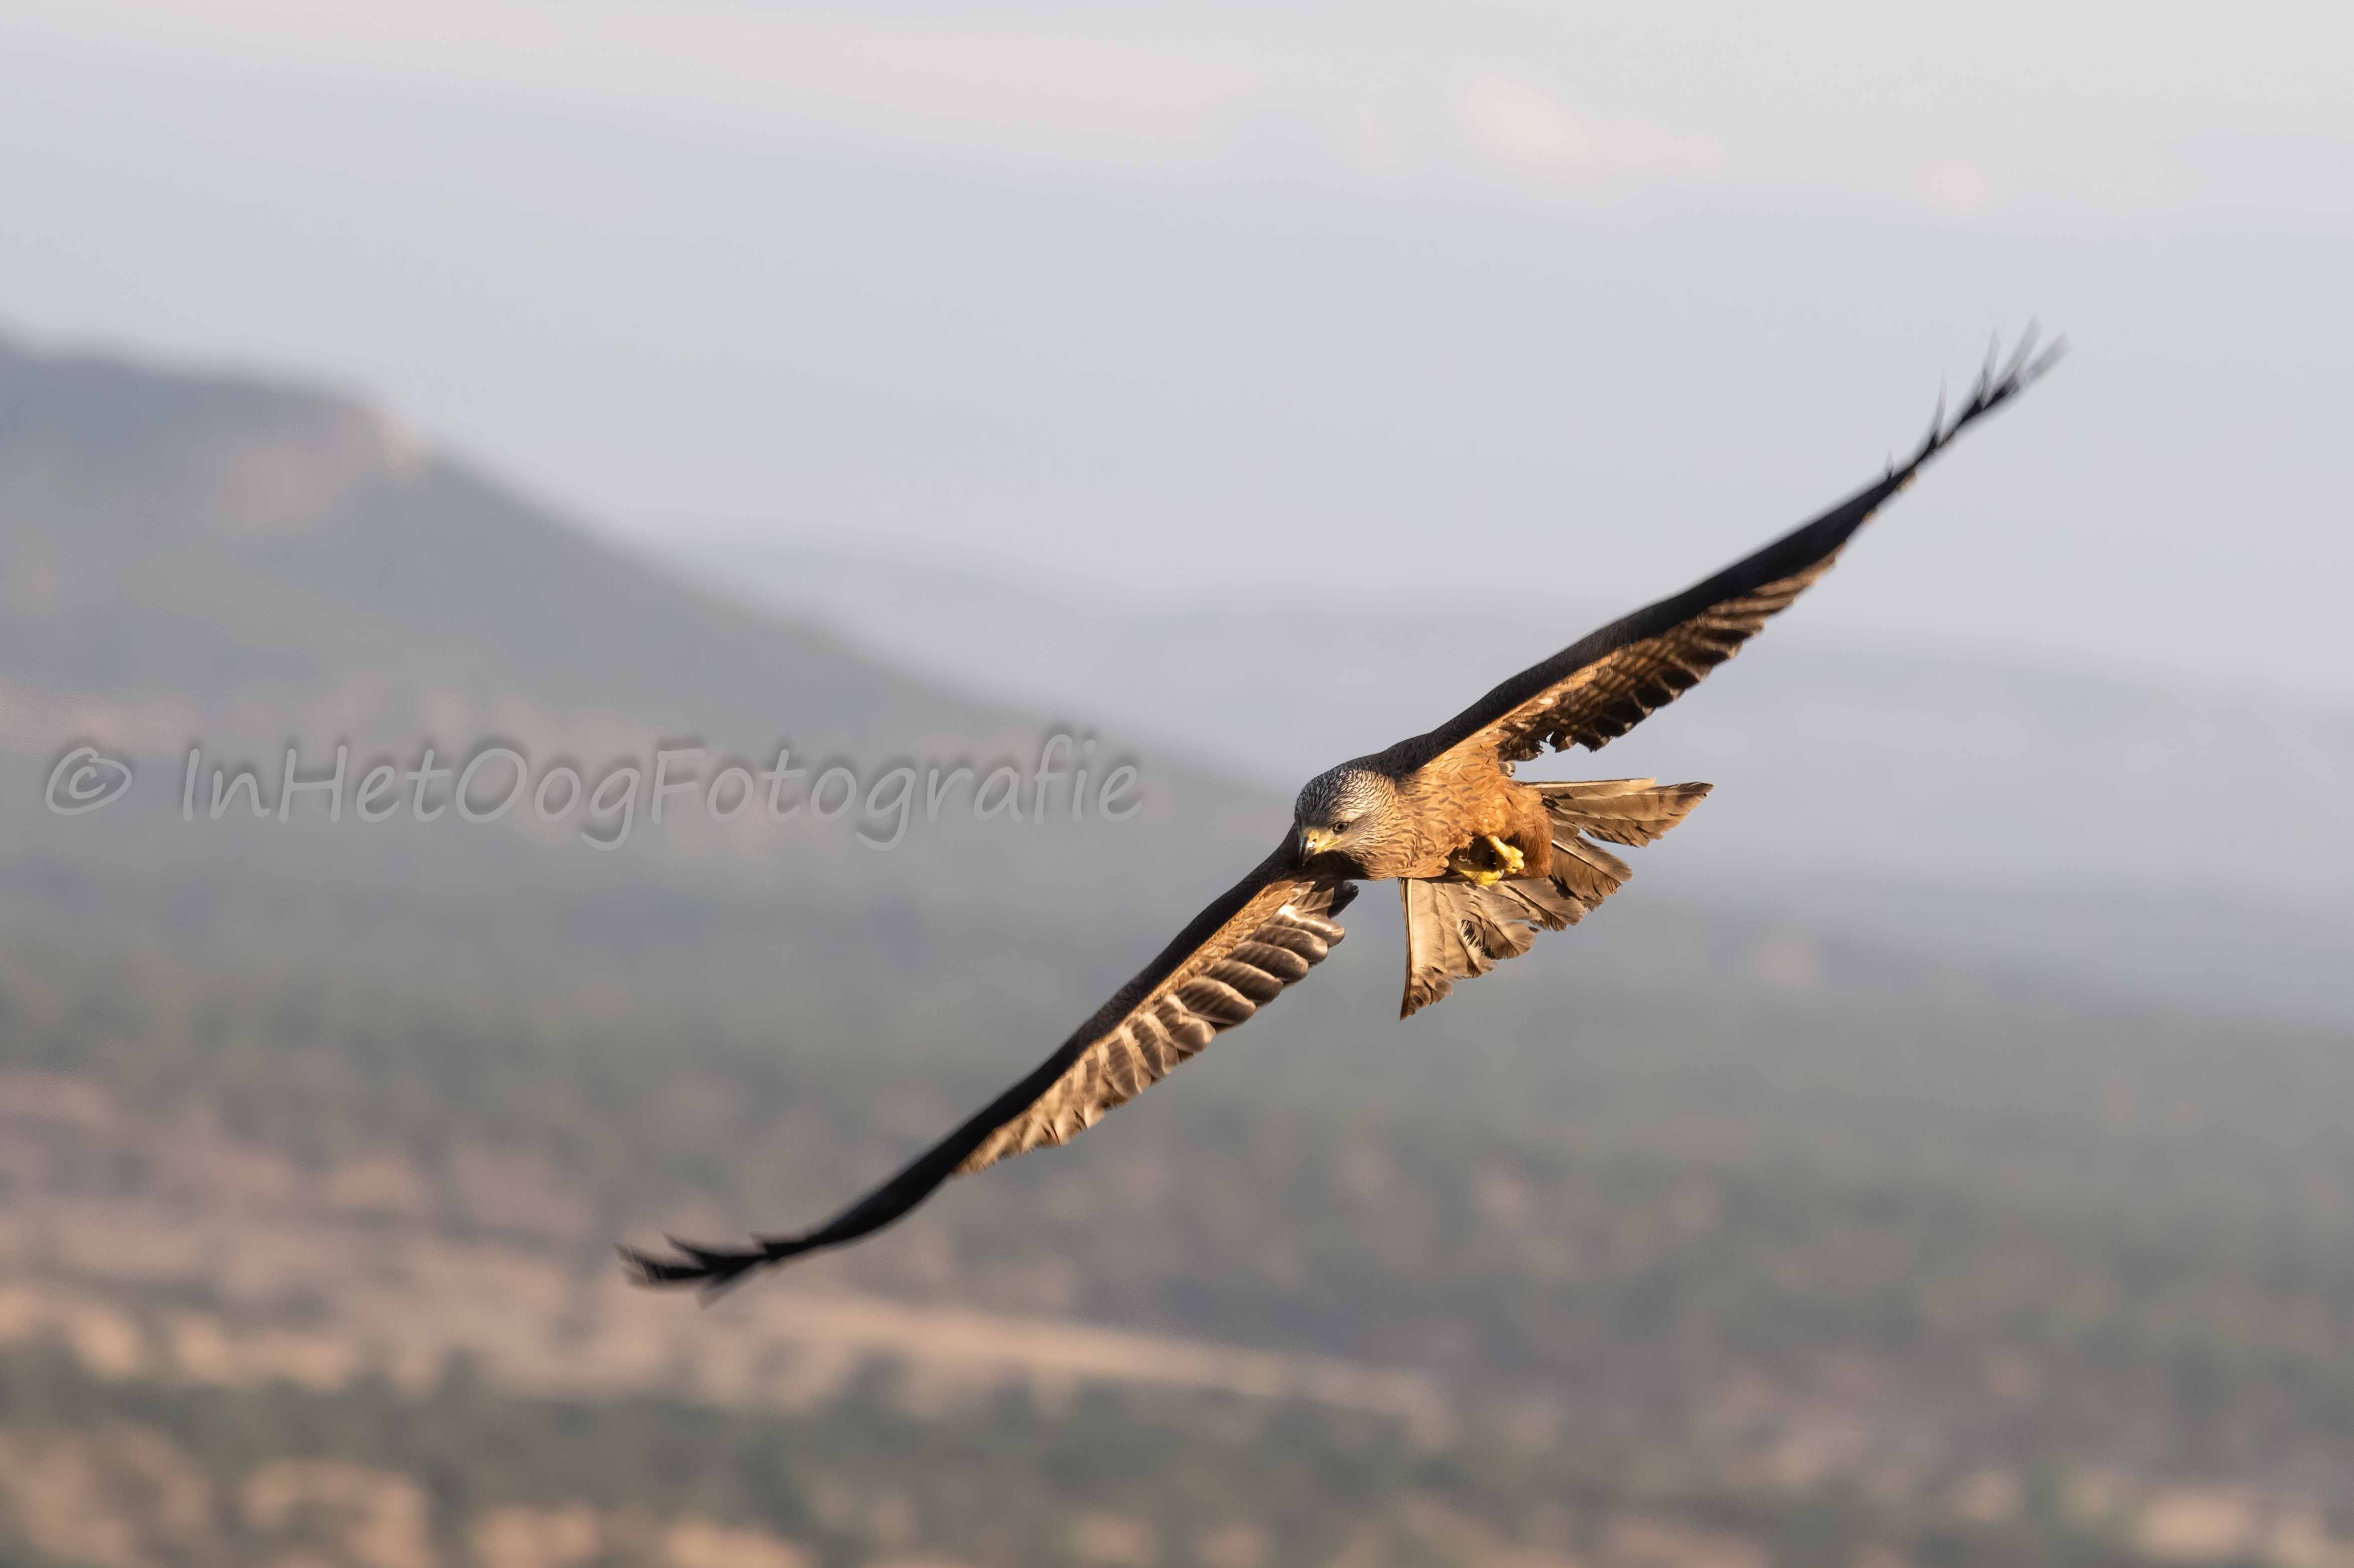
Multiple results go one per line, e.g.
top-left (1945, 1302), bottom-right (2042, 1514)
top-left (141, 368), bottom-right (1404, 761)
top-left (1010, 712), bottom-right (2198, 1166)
top-left (626, 332), bottom-right (2063, 1294)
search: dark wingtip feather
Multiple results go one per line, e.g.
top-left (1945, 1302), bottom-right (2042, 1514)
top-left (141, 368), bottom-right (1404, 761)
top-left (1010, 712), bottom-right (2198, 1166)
top-left (2027, 332), bottom-right (2070, 382)
top-left (618, 1232), bottom-right (798, 1301)
top-left (2000, 319), bottom-right (2041, 385)
top-left (1908, 324), bottom-right (2065, 471)
top-left (615, 1241), bottom-right (704, 1287)
top-left (1908, 384), bottom-right (1949, 471)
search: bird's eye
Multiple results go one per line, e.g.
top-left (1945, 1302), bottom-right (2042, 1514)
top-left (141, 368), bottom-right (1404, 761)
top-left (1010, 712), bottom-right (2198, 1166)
top-left (1334, 817), bottom-right (1357, 832)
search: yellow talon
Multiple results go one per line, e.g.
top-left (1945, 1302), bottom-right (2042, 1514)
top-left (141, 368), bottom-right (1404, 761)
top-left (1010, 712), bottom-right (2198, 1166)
top-left (1446, 835), bottom-right (1525, 887)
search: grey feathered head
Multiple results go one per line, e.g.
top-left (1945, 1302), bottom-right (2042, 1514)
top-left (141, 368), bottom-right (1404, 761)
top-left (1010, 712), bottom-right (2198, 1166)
top-left (1293, 764), bottom-right (1397, 861)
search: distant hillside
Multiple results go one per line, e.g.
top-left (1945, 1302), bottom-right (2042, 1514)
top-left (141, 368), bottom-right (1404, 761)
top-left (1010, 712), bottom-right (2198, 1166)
top-left (7, 332), bottom-right (2354, 1566)
top-left (0, 333), bottom-right (1274, 1034)
top-left (0, 328), bottom-right (2334, 1103)
top-left (2, 328), bottom-right (2344, 1136)
top-left (0, 337), bottom-right (1001, 764)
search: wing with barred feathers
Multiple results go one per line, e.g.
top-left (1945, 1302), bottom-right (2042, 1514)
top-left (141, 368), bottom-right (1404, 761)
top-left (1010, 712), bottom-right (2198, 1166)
top-left (621, 846), bottom-right (1354, 1295)
top-left (1418, 331), bottom-right (2064, 768)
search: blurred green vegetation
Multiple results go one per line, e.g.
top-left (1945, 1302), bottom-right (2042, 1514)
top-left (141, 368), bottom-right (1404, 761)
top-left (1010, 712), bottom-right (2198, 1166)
top-left (4, 938), bottom-right (2352, 1565)
top-left (0, 1342), bottom-right (2186, 1568)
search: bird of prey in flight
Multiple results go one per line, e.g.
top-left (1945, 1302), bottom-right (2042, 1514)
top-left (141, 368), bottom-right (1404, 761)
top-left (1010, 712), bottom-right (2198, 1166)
top-left (626, 331), bottom-right (2064, 1295)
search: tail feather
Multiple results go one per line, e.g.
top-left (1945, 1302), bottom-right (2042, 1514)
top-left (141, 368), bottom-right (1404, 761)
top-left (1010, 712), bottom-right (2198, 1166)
top-left (1399, 780), bottom-right (1711, 1018)
top-left (1533, 778), bottom-right (1712, 846)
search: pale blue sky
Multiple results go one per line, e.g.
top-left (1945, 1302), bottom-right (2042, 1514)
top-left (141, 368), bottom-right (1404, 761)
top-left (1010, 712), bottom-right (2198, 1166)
top-left (3, 1), bottom-right (2349, 694)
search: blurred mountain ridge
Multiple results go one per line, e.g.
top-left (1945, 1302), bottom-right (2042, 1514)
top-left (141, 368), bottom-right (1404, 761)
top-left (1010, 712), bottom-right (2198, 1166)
top-left (8, 330), bottom-right (2354, 1568)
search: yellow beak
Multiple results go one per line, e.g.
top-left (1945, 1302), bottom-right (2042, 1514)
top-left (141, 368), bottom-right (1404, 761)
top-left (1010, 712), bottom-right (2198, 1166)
top-left (1299, 826), bottom-right (1339, 859)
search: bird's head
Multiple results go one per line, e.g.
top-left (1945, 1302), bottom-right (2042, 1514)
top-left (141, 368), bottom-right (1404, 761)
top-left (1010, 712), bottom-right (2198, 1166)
top-left (1293, 764), bottom-right (1397, 865)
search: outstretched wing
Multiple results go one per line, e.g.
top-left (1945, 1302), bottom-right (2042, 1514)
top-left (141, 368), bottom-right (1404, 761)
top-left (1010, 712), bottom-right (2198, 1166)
top-left (622, 846), bottom-right (1355, 1295)
top-left (1416, 331), bottom-right (2064, 768)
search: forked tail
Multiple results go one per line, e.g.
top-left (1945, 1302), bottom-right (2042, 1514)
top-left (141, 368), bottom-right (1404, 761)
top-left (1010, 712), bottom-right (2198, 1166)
top-left (1399, 779), bottom-right (1711, 1018)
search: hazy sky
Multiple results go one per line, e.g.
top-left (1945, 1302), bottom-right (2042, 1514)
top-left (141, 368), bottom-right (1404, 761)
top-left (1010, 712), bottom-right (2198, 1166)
top-left (4, 1), bottom-right (2350, 694)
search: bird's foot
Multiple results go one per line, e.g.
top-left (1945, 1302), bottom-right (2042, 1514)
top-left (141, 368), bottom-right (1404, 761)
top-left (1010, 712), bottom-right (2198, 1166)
top-left (1447, 835), bottom-right (1524, 887)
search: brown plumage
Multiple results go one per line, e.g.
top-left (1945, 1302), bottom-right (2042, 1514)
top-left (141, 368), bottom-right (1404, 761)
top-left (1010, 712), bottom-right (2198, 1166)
top-left (1399, 779), bottom-right (1714, 1018)
top-left (623, 331), bottom-right (2063, 1296)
